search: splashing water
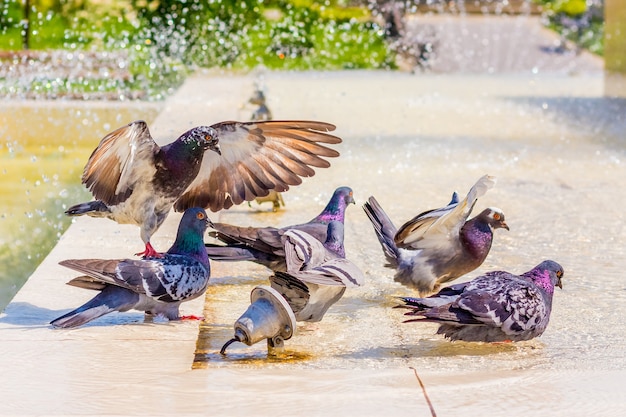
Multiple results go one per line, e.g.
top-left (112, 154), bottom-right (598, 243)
top-left (0, 103), bottom-right (160, 309)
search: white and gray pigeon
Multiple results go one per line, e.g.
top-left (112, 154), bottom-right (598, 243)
top-left (50, 207), bottom-right (212, 328)
top-left (269, 222), bottom-right (365, 322)
top-left (396, 260), bottom-right (564, 342)
top-left (65, 119), bottom-right (342, 257)
top-left (363, 175), bottom-right (509, 296)
top-left (205, 186), bottom-right (355, 271)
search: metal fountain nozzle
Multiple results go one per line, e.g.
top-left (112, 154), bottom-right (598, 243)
top-left (220, 285), bottom-right (296, 355)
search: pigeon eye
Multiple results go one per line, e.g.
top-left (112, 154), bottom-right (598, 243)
top-left (493, 213), bottom-right (501, 221)
top-left (196, 212), bottom-right (205, 220)
top-left (556, 269), bottom-right (563, 278)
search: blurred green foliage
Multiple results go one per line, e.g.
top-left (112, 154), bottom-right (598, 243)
top-left (538, 0), bottom-right (587, 16)
top-left (534, 0), bottom-right (604, 55)
top-left (0, 0), bottom-right (394, 99)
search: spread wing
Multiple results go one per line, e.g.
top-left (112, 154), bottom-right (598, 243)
top-left (282, 229), bottom-right (329, 272)
top-left (80, 120), bottom-right (159, 205)
top-left (394, 175), bottom-right (496, 250)
top-left (281, 228), bottom-right (364, 287)
top-left (173, 120), bottom-right (341, 212)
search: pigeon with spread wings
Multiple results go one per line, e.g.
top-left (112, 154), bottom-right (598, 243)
top-left (65, 119), bottom-right (341, 257)
top-left (363, 175), bottom-right (509, 296)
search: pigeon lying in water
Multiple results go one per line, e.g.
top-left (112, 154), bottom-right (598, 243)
top-left (269, 223), bottom-right (365, 322)
top-left (363, 175), bottom-right (508, 296)
top-left (51, 207), bottom-right (211, 328)
top-left (396, 260), bottom-right (564, 342)
top-left (65, 119), bottom-right (341, 257)
top-left (205, 186), bottom-right (355, 270)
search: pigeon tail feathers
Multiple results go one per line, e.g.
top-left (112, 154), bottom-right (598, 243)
top-left (51, 286), bottom-right (139, 328)
top-left (65, 200), bottom-right (111, 217)
top-left (362, 196), bottom-right (400, 268)
top-left (204, 244), bottom-right (260, 262)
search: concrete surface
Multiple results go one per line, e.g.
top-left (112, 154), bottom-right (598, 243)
top-left (403, 14), bottom-right (603, 74)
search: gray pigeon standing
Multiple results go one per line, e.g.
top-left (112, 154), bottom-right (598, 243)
top-left (51, 207), bottom-right (212, 328)
top-left (363, 175), bottom-right (509, 295)
top-left (269, 223), bottom-right (365, 322)
top-left (65, 119), bottom-right (342, 257)
top-left (395, 260), bottom-right (564, 342)
top-left (205, 186), bottom-right (355, 271)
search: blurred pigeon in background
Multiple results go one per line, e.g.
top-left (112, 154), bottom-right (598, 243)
top-left (363, 175), bottom-right (508, 295)
top-left (205, 186), bottom-right (355, 270)
top-left (51, 207), bottom-right (212, 328)
top-left (242, 85), bottom-right (285, 212)
top-left (248, 86), bottom-right (273, 122)
top-left (396, 260), bottom-right (564, 342)
top-left (65, 119), bottom-right (342, 257)
top-left (269, 223), bottom-right (365, 322)
top-left (249, 190), bottom-right (285, 212)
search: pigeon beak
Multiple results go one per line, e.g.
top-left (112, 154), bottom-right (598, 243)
top-left (556, 278), bottom-right (563, 289)
top-left (500, 221), bottom-right (509, 231)
top-left (209, 142), bottom-right (221, 155)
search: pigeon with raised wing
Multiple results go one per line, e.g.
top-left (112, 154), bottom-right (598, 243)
top-left (363, 175), bottom-right (509, 295)
top-left (269, 223), bottom-right (365, 322)
top-left (65, 119), bottom-right (341, 257)
top-left (205, 186), bottom-right (355, 270)
top-left (396, 260), bottom-right (564, 342)
top-left (51, 207), bottom-right (212, 328)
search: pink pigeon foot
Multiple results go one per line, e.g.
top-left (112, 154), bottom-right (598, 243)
top-left (135, 242), bottom-right (163, 258)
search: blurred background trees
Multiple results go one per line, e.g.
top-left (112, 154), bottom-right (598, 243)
top-left (0, 0), bottom-right (606, 99)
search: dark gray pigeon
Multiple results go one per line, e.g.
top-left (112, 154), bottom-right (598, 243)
top-left (65, 119), bottom-right (341, 257)
top-left (269, 224), bottom-right (365, 322)
top-left (205, 186), bottom-right (355, 270)
top-left (396, 260), bottom-right (564, 342)
top-left (363, 175), bottom-right (508, 296)
top-left (51, 207), bottom-right (212, 328)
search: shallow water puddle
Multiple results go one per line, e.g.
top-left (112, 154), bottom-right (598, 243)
top-left (191, 85), bottom-right (626, 376)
